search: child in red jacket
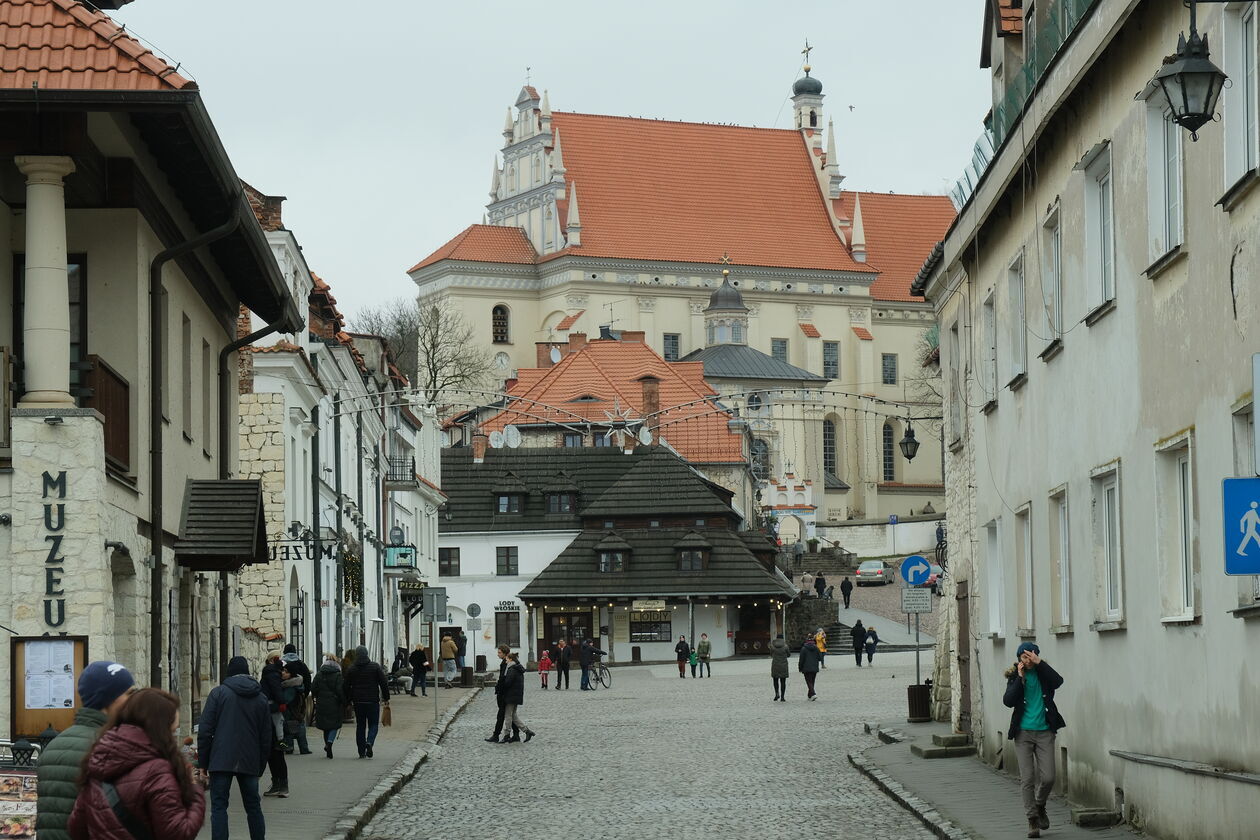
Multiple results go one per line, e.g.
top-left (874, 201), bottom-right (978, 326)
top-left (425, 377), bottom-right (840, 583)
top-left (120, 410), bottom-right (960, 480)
top-left (538, 650), bottom-right (553, 689)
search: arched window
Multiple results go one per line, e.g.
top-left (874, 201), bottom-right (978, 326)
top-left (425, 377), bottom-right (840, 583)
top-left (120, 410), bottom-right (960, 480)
top-left (882, 422), bottom-right (896, 482)
top-left (492, 305), bottom-right (510, 344)
top-left (809, 109), bottom-right (818, 128)
top-left (751, 438), bottom-right (770, 479)
top-left (822, 419), bottom-right (837, 477)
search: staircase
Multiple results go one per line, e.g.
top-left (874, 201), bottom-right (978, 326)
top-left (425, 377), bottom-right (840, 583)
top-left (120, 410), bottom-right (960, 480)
top-left (909, 732), bottom-right (977, 759)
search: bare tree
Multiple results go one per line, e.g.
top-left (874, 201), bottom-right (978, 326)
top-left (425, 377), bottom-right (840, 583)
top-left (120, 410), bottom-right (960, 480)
top-left (907, 324), bottom-right (944, 437)
top-left (349, 297), bottom-right (491, 404)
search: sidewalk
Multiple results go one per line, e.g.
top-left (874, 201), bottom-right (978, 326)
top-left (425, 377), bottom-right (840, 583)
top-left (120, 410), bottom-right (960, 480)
top-left (194, 685), bottom-right (475, 840)
top-left (836, 604), bottom-right (936, 647)
top-left (850, 719), bottom-right (1136, 840)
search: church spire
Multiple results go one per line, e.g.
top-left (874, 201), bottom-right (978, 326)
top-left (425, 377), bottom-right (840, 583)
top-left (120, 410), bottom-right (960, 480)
top-left (566, 182), bottom-right (582, 246)
top-left (825, 118), bottom-right (844, 198)
top-left (503, 107), bottom-right (515, 142)
top-left (490, 157), bottom-right (501, 201)
top-left (851, 193), bottom-right (867, 262)
top-left (550, 127), bottom-right (567, 181)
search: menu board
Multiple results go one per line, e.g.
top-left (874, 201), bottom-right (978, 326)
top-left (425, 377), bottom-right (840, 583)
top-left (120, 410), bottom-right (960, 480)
top-left (23, 640), bottom-right (75, 710)
top-left (0, 773), bottom-right (37, 838)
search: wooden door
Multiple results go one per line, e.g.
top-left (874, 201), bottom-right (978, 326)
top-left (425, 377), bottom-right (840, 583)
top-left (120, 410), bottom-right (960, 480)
top-left (955, 580), bottom-right (972, 734)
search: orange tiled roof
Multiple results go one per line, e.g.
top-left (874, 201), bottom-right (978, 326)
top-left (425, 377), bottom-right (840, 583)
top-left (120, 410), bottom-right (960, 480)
top-left (852, 327), bottom-right (874, 341)
top-left (555, 310), bottom-right (584, 330)
top-left (543, 112), bottom-right (867, 272)
top-left (0, 0), bottom-right (195, 91)
top-left (996, 0), bottom-right (1023, 35)
top-left (798, 323), bottom-right (821, 338)
top-left (833, 191), bottom-right (955, 303)
top-left (409, 224), bottom-right (537, 272)
top-left (481, 338), bottom-right (744, 464)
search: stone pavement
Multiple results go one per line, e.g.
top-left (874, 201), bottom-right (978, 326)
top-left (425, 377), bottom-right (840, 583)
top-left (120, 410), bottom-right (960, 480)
top-left (363, 653), bottom-right (941, 840)
top-left (852, 720), bottom-right (1137, 839)
top-left (835, 603), bottom-right (936, 648)
top-left (194, 684), bottom-right (474, 840)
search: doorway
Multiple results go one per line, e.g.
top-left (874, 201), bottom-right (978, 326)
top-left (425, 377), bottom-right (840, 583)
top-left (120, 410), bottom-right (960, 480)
top-left (545, 611), bottom-right (593, 652)
top-left (955, 579), bottom-right (972, 733)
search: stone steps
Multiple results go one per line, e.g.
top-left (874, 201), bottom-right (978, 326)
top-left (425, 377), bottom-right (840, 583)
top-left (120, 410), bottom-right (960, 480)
top-left (931, 733), bottom-right (972, 748)
top-left (909, 743), bottom-right (978, 759)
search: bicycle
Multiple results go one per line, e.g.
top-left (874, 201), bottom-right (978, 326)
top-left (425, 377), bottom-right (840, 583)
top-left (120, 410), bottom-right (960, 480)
top-left (586, 656), bottom-right (611, 690)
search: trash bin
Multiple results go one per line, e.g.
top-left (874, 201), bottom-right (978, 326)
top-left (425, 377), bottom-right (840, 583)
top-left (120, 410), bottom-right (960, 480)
top-left (907, 683), bottom-right (931, 723)
top-left (632, 646), bottom-right (642, 663)
top-left (475, 654), bottom-right (487, 673)
top-left (461, 666), bottom-right (474, 687)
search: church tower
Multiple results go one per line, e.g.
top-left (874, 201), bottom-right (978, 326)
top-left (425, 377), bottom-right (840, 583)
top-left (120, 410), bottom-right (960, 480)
top-left (486, 85), bottom-right (569, 255)
top-left (704, 259), bottom-right (750, 347)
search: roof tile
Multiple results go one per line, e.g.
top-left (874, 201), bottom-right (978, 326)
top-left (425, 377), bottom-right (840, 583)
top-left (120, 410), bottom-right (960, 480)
top-left (833, 191), bottom-right (955, 302)
top-left (852, 326), bottom-right (874, 341)
top-left (798, 323), bottom-right (820, 338)
top-left (409, 223), bottom-right (537, 272)
top-left (555, 310), bottom-right (584, 330)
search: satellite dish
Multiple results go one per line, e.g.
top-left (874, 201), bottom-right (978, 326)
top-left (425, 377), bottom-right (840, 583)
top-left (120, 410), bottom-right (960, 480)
top-left (638, 427), bottom-right (653, 445)
top-left (488, 430), bottom-right (506, 449)
top-left (504, 425), bottom-right (523, 448)
top-left (549, 346), bottom-right (562, 364)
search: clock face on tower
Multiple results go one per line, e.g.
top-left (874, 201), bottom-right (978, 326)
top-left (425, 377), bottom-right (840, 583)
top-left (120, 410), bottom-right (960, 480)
top-left (494, 352), bottom-right (511, 371)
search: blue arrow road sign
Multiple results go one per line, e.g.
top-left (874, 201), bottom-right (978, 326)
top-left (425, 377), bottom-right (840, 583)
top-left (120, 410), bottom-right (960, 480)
top-left (901, 555), bottom-right (931, 586)
top-left (1224, 478), bottom-right (1260, 575)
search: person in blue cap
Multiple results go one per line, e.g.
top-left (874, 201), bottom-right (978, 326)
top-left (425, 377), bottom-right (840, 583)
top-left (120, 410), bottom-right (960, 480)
top-left (1003, 642), bottom-right (1066, 839)
top-left (36, 660), bottom-right (136, 840)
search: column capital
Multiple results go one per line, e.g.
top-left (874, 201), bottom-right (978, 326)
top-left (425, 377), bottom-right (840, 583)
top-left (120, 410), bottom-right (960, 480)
top-left (15, 155), bottom-right (76, 185)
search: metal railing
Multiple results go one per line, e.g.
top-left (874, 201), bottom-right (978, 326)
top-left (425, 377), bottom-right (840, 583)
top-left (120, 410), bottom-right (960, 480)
top-left (384, 456), bottom-right (418, 487)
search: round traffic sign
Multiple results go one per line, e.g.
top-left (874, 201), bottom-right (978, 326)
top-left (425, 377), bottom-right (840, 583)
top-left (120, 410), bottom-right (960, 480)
top-left (467, 603), bottom-right (482, 618)
top-left (900, 555), bottom-right (931, 586)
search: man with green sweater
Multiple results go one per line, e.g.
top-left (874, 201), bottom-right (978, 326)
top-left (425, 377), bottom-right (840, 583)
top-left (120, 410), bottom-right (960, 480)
top-left (35, 660), bottom-right (136, 840)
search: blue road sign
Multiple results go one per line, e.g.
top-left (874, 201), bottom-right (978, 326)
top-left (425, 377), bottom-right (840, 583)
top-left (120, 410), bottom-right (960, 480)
top-left (888, 514), bottom-right (899, 525)
top-left (1224, 478), bottom-right (1260, 575)
top-left (900, 555), bottom-right (931, 586)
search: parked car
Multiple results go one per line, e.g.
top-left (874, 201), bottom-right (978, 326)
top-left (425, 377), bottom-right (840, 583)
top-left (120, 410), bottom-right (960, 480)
top-left (926, 563), bottom-right (945, 594)
top-left (855, 560), bottom-right (890, 586)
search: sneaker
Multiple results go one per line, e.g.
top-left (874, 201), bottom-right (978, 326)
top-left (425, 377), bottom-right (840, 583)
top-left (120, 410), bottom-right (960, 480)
top-left (366, 746), bottom-right (373, 759)
top-left (1027, 818), bottom-right (1041, 838)
top-left (263, 786), bottom-right (288, 798)
top-left (485, 736), bottom-right (500, 742)
top-left (1036, 806), bottom-right (1049, 830)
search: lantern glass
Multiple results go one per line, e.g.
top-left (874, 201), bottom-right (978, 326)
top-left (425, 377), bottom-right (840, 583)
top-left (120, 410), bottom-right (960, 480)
top-left (1155, 31), bottom-right (1228, 138)
top-left (899, 427), bottom-right (920, 461)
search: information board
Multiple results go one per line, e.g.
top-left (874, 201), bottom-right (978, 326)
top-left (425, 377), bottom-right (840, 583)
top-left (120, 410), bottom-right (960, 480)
top-left (901, 588), bottom-right (933, 614)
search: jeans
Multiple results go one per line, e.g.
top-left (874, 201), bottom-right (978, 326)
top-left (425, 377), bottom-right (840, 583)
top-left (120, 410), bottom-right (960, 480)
top-left (772, 676), bottom-right (786, 698)
top-left (854, 646), bottom-right (864, 666)
top-left (209, 771), bottom-right (265, 840)
top-left (803, 671), bottom-right (817, 697)
top-left (442, 659), bottom-right (456, 684)
top-left (1015, 729), bottom-right (1056, 819)
top-left (266, 743), bottom-right (287, 786)
top-left (580, 666), bottom-right (591, 689)
top-left (698, 660), bottom-right (711, 677)
top-left (322, 727), bottom-right (339, 744)
top-left (689, 662), bottom-right (697, 677)
top-left (555, 667), bottom-right (569, 689)
top-left (456, 655), bottom-right (465, 669)
top-left (842, 591), bottom-right (851, 608)
top-left (503, 703), bottom-right (529, 733)
top-left (819, 651), bottom-right (826, 668)
top-left (354, 701), bottom-right (380, 756)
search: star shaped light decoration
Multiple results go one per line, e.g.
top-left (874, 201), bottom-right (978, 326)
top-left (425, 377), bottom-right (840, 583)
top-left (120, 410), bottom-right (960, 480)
top-left (601, 401), bottom-right (641, 448)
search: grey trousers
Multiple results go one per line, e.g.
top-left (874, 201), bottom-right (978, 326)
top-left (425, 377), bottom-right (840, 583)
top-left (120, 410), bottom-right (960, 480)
top-left (1014, 729), bottom-right (1056, 819)
top-left (503, 703), bottom-right (529, 733)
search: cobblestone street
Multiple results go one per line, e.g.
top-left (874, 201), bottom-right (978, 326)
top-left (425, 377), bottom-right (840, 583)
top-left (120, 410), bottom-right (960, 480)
top-left (364, 653), bottom-right (937, 840)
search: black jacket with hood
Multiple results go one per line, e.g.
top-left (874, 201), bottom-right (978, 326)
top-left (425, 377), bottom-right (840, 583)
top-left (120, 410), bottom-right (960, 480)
top-left (1002, 659), bottom-right (1067, 740)
top-left (198, 658), bottom-right (273, 775)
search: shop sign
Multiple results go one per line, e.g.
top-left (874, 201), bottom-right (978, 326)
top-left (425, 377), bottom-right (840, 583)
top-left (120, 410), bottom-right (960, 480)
top-left (41, 471), bottom-right (67, 628)
top-left (496, 600), bottom-right (520, 612)
top-left (631, 599), bottom-right (666, 611)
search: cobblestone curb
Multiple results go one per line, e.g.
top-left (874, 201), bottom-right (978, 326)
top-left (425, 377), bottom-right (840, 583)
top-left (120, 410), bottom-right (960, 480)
top-left (320, 687), bottom-right (483, 840)
top-left (847, 749), bottom-right (974, 840)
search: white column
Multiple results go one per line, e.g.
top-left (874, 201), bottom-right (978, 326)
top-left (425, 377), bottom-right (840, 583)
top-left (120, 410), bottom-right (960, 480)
top-left (16, 155), bottom-right (76, 407)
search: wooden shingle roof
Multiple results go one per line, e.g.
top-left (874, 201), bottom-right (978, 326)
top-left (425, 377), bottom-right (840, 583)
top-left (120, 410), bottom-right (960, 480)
top-left (175, 480), bottom-right (268, 572)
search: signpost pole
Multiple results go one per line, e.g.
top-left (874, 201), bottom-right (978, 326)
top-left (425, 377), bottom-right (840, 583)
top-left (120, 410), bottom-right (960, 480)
top-left (914, 612), bottom-right (921, 685)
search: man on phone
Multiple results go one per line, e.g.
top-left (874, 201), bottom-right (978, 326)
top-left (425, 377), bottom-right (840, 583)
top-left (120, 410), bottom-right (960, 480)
top-left (1002, 642), bottom-right (1066, 838)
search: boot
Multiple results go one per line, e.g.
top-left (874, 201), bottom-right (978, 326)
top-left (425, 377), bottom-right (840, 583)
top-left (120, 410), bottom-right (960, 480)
top-left (323, 743), bottom-right (332, 759)
top-left (263, 784), bottom-right (288, 798)
top-left (1027, 818), bottom-right (1041, 838)
top-left (485, 735), bottom-right (501, 743)
top-left (1036, 806), bottom-right (1049, 830)
top-left (524, 730), bottom-right (536, 742)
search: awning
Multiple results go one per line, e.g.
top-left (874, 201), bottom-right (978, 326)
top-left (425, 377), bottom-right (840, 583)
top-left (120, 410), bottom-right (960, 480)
top-left (175, 479), bottom-right (268, 572)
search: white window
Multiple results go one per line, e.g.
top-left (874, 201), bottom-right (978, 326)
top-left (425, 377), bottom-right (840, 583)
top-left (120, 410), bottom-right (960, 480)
top-left (985, 519), bottom-right (1005, 634)
top-left (1006, 253), bottom-right (1027, 382)
top-left (1084, 147), bottom-right (1115, 309)
top-left (1223, 2), bottom-right (1259, 186)
top-left (1092, 466), bottom-right (1124, 620)
top-left (1156, 436), bottom-right (1197, 619)
top-left (1049, 489), bottom-right (1071, 627)
top-left (1041, 207), bottom-right (1063, 341)
top-left (1146, 104), bottom-right (1184, 260)
top-left (1016, 506), bottom-right (1034, 632)
top-left (982, 290), bottom-right (998, 402)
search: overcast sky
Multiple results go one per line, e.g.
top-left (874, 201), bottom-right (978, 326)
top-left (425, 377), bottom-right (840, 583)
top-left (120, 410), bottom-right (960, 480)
top-left (112, 1), bottom-right (991, 319)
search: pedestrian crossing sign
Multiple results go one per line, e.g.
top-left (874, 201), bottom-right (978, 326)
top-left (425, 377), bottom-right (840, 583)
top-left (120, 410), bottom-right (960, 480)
top-left (1223, 478), bottom-right (1260, 575)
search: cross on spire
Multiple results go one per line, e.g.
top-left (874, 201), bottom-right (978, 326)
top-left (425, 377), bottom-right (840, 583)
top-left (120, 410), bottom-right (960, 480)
top-left (801, 40), bottom-right (813, 64)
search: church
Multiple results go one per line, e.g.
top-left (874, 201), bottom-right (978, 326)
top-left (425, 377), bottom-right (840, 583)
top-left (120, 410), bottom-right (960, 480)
top-left (409, 62), bottom-right (953, 532)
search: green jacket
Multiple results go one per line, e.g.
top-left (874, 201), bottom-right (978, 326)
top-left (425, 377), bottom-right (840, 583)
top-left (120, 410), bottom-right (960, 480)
top-left (36, 706), bottom-right (107, 840)
top-left (696, 639), bottom-right (712, 660)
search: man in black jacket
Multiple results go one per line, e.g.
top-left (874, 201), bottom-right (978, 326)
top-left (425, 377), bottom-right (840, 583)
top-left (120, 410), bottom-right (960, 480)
top-left (553, 639), bottom-right (572, 690)
top-left (407, 644), bottom-right (429, 697)
top-left (850, 620), bottom-right (866, 667)
top-left (259, 652), bottom-right (289, 796)
top-left (343, 646), bottom-right (389, 759)
top-left (840, 576), bottom-right (854, 609)
top-left (200, 656), bottom-right (272, 838)
top-left (579, 638), bottom-right (607, 690)
top-left (280, 644), bottom-right (312, 755)
top-left (486, 644), bottom-right (519, 742)
top-left (1003, 642), bottom-right (1066, 839)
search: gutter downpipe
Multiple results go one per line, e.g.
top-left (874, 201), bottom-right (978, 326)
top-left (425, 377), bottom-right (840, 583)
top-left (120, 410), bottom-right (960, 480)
top-left (150, 206), bottom-right (243, 689)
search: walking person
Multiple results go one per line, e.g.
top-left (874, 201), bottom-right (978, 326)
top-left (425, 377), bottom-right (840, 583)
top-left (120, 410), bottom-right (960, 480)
top-left (487, 645), bottom-right (520, 743)
top-left (36, 661), bottom-right (136, 840)
top-left (864, 625), bottom-right (882, 665)
top-left (197, 656), bottom-right (272, 840)
top-left (498, 653), bottom-right (536, 743)
top-left (311, 653), bottom-right (345, 759)
top-left (538, 649), bottom-right (552, 689)
top-left (814, 571), bottom-right (827, 600)
top-left (407, 644), bottom-right (429, 697)
top-left (259, 652), bottom-right (289, 796)
top-left (815, 627), bottom-right (828, 669)
top-left (554, 639), bottom-right (572, 690)
top-left (280, 644), bottom-right (313, 755)
top-left (770, 634), bottom-right (789, 701)
top-left (696, 633), bottom-right (712, 678)
top-left (343, 645), bottom-right (389, 759)
top-left (800, 570), bottom-right (814, 596)
top-left (1003, 643), bottom-right (1066, 838)
top-left (674, 635), bottom-right (691, 679)
top-left (797, 634), bottom-right (822, 700)
top-left (579, 638), bottom-right (607, 690)
top-left (70, 688), bottom-right (206, 840)
top-left (840, 576), bottom-right (854, 609)
top-left (278, 667), bottom-right (308, 757)
top-left (439, 634), bottom-right (458, 688)
top-left (850, 620), bottom-right (866, 667)
top-left (456, 630), bottom-right (468, 670)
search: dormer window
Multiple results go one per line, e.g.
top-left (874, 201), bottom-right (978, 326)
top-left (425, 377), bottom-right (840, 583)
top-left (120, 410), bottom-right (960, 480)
top-left (496, 494), bottom-right (523, 514)
top-left (677, 549), bottom-right (708, 571)
top-left (546, 492), bottom-right (577, 514)
top-left (598, 551), bottom-right (626, 573)
top-left (595, 531), bottom-right (631, 572)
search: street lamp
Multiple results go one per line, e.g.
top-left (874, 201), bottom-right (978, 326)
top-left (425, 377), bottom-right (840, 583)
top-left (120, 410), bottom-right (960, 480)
top-left (1154, 0), bottom-right (1229, 140)
top-left (899, 422), bottom-right (920, 462)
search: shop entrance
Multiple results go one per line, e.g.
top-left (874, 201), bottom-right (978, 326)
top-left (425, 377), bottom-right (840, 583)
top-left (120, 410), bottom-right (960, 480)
top-left (544, 611), bottom-right (593, 656)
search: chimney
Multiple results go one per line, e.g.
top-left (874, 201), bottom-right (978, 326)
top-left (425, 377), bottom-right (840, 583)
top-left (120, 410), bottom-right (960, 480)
top-left (598, 325), bottom-right (615, 340)
top-left (621, 330), bottom-right (645, 343)
top-left (236, 305), bottom-right (255, 394)
top-left (472, 431), bottom-right (489, 464)
top-left (536, 342), bottom-right (564, 368)
top-left (639, 375), bottom-right (660, 430)
top-left (568, 332), bottom-right (587, 353)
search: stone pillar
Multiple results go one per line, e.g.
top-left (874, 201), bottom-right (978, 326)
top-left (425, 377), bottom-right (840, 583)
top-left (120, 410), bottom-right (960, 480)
top-left (15, 156), bottom-right (76, 408)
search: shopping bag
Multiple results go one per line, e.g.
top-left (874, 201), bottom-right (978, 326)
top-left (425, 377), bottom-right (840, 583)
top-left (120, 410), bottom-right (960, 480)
top-left (381, 704), bottom-right (392, 727)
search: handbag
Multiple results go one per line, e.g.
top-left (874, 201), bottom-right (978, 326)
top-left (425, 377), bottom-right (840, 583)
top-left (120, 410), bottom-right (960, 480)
top-left (99, 781), bottom-right (154, 840)
top-left (381, 704), bottom-right (392, 727)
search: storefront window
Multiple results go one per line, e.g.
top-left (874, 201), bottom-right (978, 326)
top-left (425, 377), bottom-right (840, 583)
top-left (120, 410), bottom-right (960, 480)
top-left (629, 610), bottom-right (672, 642)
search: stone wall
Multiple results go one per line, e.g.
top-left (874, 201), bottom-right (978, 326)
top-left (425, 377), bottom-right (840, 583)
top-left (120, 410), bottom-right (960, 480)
top-left (236, 393), bottom-right (288, 658)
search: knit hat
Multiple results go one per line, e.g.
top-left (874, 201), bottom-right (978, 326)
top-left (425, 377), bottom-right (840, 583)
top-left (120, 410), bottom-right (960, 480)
top-left (227, 656), bottom-right (251, 677)
top-left (1016, 642), bottom-right (1040, 657)
top-left (77, 661), bottom-right (135, 710)
top-left (283, 643), bottom-right (297, 654)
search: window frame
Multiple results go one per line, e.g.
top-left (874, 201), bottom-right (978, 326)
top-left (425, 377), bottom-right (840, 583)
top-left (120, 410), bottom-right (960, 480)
top-left (496, 494), bottom-right (524, 514)
top-left (822, 341), bottom-right (839, 379)
top-left (881, 422), bottom-right (896, 482)
top-left (677, 549), bottom-right (708, 571)
top-left (545, 492), bottom-right (577, 514)
top-left (1156, 433), bottom-right (1197, 620)
top-left (1145, 102), bottom-right (1185, 262)
top-left (985, 518), bottom-right (1005, 635)
top-left (662, 333), bottom-right (681, 361)
top-left (562, 432), bottom-right (583, 448)
top-left (770, 338), bottom-right (789, 363)
top-left (1091, 463), bottom-right (1125, 622)
top-left (822, 418), bottom-right (838, 477)
top-left (1006, 252), bottom-right (1027, 384)
top-left (495, 546), bottom-right (519, 576)
top-left (494, 612), bottom-right (521, 647)
top-left (1015, 505), bottom-right (1034, 633)
top-left (438, 547), bottom-right (460, 577)
top-left (1084, 147), bottom-right (1116, 311)
top-left (1041, 207), bottom-right (1064, 344)
top-left (1049, 487), bottom-right (1071, 629)
top-left (1223, 2), bottom-right (1259, 188)
top-left (881, 353), bottom-right (899, 386)
top-left (982, 290), bottom-right (998, 404)
top-left (491, 304), bottom-right (511, 344)
top-left (598, 551), bottom-right (626, 573)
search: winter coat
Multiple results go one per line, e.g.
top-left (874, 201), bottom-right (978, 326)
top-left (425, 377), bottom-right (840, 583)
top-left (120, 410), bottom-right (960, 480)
top-left (555, 645), bottom-right (572, 668)
top-left (538, 653), bottom-right (553, 672)
top-left (439, 638), bottom-right (458, 660)
top-left (769, 638), bottom-right (791, 679)
top-left (1003, 660), bottom-right (1067, 740)
top-left (579, 643), bottom-right (606, 667)
top-left (864, 630), bottom-right (881, 653)
top-left (281, 652), bottom-right (312, 693)
top-left (456, 634), bottom-right (468, 657)
top-left (36, 706), bottom-right (108, 840)
top-left (850, 622), bottom-right (866, 649)
top-left (494, 659), bottom-right (510, 706)
top-left (696, 639), bottom-right (712, 660)
top-left (815, 632), bottom-right (827, 653)
top-left (260, 660), bottom-right (285, 713)
top-left (311, 663), bottom-right (345, 732)
top-left (408, 648), bottom-right (430, 673)
top-left (497, 662), bottom-right (526, 706)
top-left (674, 640), bottom-right (691, 661)
top-left (69, 724), bottom-right (205, 840)
top-left (815, 575), bottom-right (827, 593)
top-left (198, 674), bottom-right (272, 776)
top-left (797, 640), bottom-right (822, 673)
top-left (344, 658), bottom-right (389, 706)
top-left (840, 578), bottom-right (854, 595)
